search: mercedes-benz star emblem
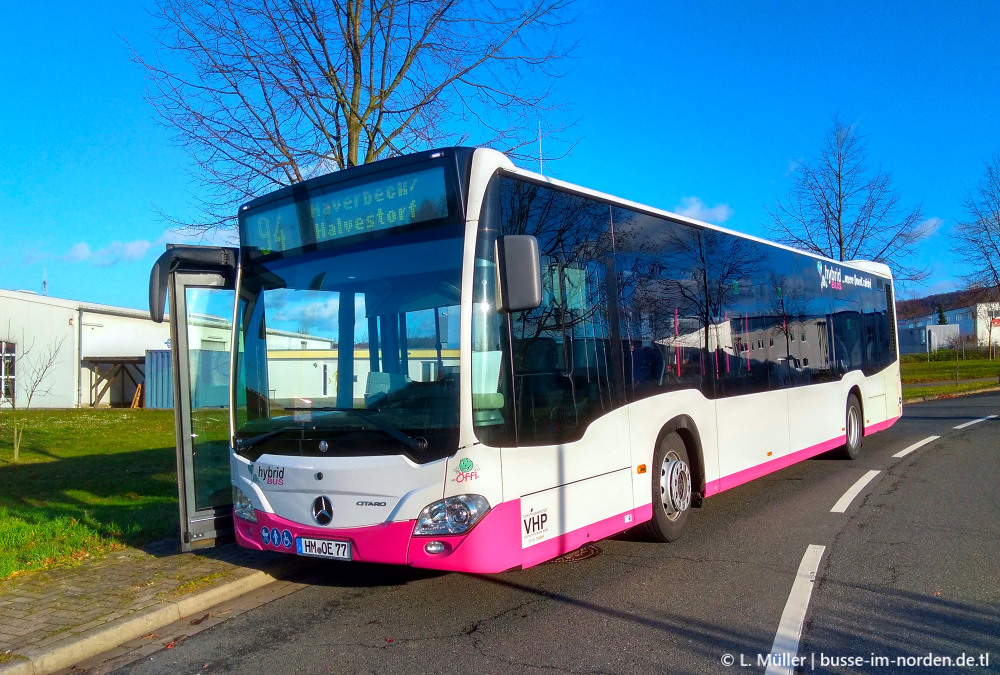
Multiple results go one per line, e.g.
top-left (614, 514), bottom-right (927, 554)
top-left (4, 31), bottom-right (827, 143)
top-left (312, 496), bottom-right (333, 526)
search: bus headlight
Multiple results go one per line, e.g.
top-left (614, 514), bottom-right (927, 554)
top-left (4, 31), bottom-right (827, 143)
top-left (413, 495), bottom-right (490, 536)
top-left (233, 486), bottom-right (257, 523)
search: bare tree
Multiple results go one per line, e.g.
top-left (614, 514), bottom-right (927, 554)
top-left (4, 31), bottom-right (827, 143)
top-left (765, 116), bottom-right (930, 283)
top-left (2, 333), bottom-right (66, 463)
top-left (953, 154), bottom-right (1000, 290)
top-left (131, 0), bottom-right (575, 233)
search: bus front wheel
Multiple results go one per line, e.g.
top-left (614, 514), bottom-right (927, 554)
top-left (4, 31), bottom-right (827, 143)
top-left (644, 431), bottom-right (692, 542)
top-left (839, 393), bottom-right (863, 460)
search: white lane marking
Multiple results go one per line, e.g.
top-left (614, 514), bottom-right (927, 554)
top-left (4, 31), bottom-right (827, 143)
top-left (830, 470), bottom-right (881, 513)
top-left (892, 435), bottom-right (940, 459)
top-left (764, 544), bottom-right (826, 675)
top-left (954, 415), bottom-right (997, 430)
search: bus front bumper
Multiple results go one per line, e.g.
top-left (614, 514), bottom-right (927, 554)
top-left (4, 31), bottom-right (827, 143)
top-left (234, 501), bottom-right (524, 573)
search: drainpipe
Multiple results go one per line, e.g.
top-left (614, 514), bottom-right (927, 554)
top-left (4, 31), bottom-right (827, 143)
top-left (77, 307), bottom-right (84, 408)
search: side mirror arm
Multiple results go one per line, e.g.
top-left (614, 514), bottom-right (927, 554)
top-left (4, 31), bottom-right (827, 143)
top-left (149, 246), bottom-right (238, 322)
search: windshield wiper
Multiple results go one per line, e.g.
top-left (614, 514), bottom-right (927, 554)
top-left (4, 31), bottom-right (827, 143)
top-left (284, 406), bottom-right (428, 452)
top-left (234, 426), bottom-right (300, 453)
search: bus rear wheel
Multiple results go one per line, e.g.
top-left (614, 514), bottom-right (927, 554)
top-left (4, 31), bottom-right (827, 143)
top-left (839, 393), bottom-right (863, 460)
top-left (644, 431), bottom-right (692, 542)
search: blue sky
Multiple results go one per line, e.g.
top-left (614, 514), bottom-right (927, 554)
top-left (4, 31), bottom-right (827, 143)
top-left (2, 1), bottom-right (998, 310)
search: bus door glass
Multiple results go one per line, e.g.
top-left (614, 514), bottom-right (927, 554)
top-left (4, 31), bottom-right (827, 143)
top-left (169, 270), bottom-right (236, 550)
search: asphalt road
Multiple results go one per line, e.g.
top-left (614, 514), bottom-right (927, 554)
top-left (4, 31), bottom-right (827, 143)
top-left (106, 393), bottom-right (1000, 675)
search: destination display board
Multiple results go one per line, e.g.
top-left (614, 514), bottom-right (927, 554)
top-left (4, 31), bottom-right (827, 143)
top-left (240, 165), bottom-right (451, 259)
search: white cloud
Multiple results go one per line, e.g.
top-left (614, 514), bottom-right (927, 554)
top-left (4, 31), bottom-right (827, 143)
top-left (66, 242), bottom-right (92, 263)
top-left (786, 157), bottom-right (804, 175)
top-left (123, 240), bottom-right (152, 260)
top-left (673, 197), bottom-right (734, 225)
top-left (61, 223), bottom-right (240, 269)
top-left (918, 217), bottom-right (945, 239)
top-left (65, 239), bottom-right (154, 267)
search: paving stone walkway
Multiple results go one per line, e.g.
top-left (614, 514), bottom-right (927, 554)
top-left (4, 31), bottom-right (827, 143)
top-left (0, 542), bottom-right (303, 674)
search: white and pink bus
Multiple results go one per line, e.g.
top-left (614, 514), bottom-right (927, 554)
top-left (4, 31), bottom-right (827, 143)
top-left (150, 147), bottom-right (901, 570)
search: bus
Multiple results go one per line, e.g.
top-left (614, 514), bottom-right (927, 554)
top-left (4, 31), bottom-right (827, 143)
top-left (149, 147), bottom-right (901, 572)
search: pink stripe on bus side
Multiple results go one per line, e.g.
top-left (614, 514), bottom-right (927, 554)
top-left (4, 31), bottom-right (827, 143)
top-left (704, 435), bottom-right (846, 497)
top-left (520, 504), bottom-right (653, 569)
top-left (865, 415), bottom-right (900, 434)
top-left (704, 414), bottom-right (902, 497)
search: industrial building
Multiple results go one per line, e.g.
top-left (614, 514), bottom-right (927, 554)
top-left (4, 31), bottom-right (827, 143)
top-left (0, 289), bottom-right (170, 409)
top-left (0, 288), bottom-right (346, 410)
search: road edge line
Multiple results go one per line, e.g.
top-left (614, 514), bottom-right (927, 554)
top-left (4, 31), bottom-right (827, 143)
top-left (954, 414), bottom-right (998, 430)
top-left (763, 544), bottom-right (826, 675)
top-left (892, 435), bottom-right (940, 459)
top-left (830, 470), bottom-right (881, 513)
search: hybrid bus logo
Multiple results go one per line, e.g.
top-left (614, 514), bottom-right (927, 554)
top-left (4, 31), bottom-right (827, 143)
top-left (248, 462), bottom-right (285, 486)
top-left (818, 261), bottom-right (843, 290)
top-left (818, 260), bottom-right (874, 291)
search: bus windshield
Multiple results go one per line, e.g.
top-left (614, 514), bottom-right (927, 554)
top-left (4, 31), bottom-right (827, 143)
top-left (233, 226), bottom-right (464, 463)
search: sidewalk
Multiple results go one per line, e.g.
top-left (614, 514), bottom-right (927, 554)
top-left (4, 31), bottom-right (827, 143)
top-left (0, 541), bottom-right (309, 675)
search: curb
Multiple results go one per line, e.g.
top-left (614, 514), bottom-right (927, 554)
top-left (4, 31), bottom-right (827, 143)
top-left (0, 557), bottom-right (308, 675)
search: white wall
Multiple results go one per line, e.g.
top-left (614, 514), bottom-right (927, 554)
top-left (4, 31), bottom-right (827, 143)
top-left (0, 292), bottom-right (79, 409)
top-left (81, 312), bottom-right (170, 358)
top-left (0, 290), bottom-right (175, 409)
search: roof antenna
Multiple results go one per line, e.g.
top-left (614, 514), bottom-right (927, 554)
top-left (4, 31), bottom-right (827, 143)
top-left (42, 268), bottom-right (48, 296)
top-left (538, 119), bottom-right (543, 176)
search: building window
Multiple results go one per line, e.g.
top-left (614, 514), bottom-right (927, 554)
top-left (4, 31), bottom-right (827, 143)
top-left (1, 341), bottom-right (14, 403)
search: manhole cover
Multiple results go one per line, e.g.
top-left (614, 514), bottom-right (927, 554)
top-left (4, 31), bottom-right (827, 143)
top-left (549, 544), bottom-right (601, 563)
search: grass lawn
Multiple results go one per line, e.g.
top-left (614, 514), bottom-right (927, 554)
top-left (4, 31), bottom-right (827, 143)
top-left (903, 381), bottom-right (1000, 400)
top-left (900, 358), bottom-right (1000, 384)
top-left (0, 409), bottom-right (179, 579)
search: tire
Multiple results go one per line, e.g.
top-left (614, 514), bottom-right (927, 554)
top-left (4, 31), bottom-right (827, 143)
top-left (643, 431), bottom-right (692, 542)
top-left (839, 393), bottom-right (863, 460)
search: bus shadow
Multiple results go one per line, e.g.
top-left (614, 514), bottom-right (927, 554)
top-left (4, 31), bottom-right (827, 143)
top-left (803, 577), bottom-right (999, 658)
top-left (286, 558), bottom-right (446, 587)
top-left (474, 573), bottom-right (770, 664)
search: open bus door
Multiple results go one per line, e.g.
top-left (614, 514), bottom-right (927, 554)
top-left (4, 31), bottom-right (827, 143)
top-left (150, 246), bottom-right (238, 551)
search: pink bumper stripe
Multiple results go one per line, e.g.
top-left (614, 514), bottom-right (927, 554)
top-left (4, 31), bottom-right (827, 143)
top-left (236, 500), bottom-right (656, 573)
top-left (234, 511), bottom-right (413, 565)
top-left (406, 500), bottom-right (523, 573)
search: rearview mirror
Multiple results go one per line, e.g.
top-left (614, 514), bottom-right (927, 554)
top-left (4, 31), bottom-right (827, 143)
top-left (495, 235), bottom-right (541, 313)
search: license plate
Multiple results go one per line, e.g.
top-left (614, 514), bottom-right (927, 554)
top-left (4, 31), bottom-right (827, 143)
top-left (296, 537), bottom-right (352, 560)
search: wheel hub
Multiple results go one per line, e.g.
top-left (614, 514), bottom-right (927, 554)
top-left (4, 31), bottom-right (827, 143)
top-left (848, 406), bottom-right (860, 447)
top-left (660, 458), bottom-right (692, 515)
